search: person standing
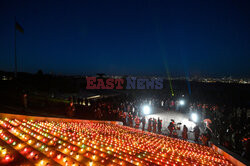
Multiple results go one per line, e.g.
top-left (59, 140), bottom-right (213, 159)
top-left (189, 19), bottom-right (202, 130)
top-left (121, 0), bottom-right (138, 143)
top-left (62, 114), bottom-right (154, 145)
top-left (141, 116), bottom-right (146, 131)
top-left (23, 93), bottom-right (28, 110)
top-left (168, 122), bottom-right (175, 137)
top-left (153, 118), bottom-right (157, 133)
top-left (204, 127), bottom-right (212, 146)
top-left (135, 116), bottom-right (140, 129)
top-left (182, 125), bottom-right (188, 140)
top-left (194, 125), bottom-right (200, 143)
top-left (67, 102), bottom-right (75, 117)
top-left (148, 118), bottom-right (152, 132)
top-left (122, 112), bottom-right (127, 126)
top-left (129, 113), bottom-right (133, 127)
top-left (158, 118), bottom-right (162, 134)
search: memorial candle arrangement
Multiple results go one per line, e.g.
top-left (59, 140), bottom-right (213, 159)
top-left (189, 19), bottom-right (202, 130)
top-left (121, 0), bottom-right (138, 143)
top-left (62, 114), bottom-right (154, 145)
top-left (0, 117), bottom-right (233, 166)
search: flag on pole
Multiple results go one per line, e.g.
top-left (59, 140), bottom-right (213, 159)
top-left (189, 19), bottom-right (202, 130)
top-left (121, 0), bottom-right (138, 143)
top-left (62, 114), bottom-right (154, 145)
top-left (16, 21), bottom-right (24, 33)
top-left (14, 18), bottom-right (24, 78)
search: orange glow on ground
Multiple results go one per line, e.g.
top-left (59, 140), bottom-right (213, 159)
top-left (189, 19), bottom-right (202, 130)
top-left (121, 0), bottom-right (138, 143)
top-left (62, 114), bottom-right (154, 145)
top-left (0, 117), bottom-right (234, 166)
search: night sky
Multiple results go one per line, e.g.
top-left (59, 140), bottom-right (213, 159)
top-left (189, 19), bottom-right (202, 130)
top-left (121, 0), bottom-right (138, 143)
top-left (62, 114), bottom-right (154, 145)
top-left (0, 0), bottom-right (249, 77)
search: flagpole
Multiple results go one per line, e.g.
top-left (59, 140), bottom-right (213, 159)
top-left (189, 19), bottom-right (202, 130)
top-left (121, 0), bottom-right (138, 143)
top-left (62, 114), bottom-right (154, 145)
top-left (14, 17), bottom-right (17, 78)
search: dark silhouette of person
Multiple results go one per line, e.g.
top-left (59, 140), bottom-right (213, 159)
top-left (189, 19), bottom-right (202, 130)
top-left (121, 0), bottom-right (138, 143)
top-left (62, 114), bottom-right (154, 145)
top-left (194, 125), bottom-right (200, 143)
top-left (148, 118), bottom-right (152, 132)
top-left (168, 122), bottom-right (175, 137)
top-left (153, 118), bottom-right (157, 133)
top-left (135, 116), bottom-right (140, 129)
top-left (129, 113), bottom-right (133, 127)
top-left (182, 125), bottom-right (188, 140)
top-left (141, 116), bottom-right (146, 131)
top-left (158, 118), bottom-right (162, 134)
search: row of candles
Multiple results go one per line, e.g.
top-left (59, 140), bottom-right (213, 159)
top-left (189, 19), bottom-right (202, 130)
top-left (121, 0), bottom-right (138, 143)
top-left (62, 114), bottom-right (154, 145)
top-left (0, 117), bottom-right (233, 166)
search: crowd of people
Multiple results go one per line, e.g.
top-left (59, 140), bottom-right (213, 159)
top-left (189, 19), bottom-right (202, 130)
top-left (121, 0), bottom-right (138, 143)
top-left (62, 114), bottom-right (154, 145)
top-left (69, 94), bottom-right (249, 160)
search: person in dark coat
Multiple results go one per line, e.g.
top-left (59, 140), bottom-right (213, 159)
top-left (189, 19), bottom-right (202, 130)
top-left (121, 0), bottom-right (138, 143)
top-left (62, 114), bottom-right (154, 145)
top-left (158, 118), bottom-right (162, 134)
top-left (148, 118), bottom-right (152, 132)
top-left (129, 113), bottom-right (133, 127)
top-left (194, 125), bottom-right (200, 143)
top-left (141, 116), bottom-right (146, 131)
top-left (153, 118), bottom-right (157, 133)
top-left (135, 116), bottom-right (140, 129)
top-left (168, 122), bottom-right (175, 137)
top-left (203, 127), bottom-right (212, 146)
top-left (122, 112), bottom-right (127, 126)
top-left (182, 125), bottom-right (188, 140)
top-left (67, 102), bottom-right (75, 117)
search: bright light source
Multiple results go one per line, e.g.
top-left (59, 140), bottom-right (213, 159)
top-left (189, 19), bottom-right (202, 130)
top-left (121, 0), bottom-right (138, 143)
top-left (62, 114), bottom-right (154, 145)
top-left (191, 113), bottom-right (198, 122)
top-left (143, 105), bottom-right (150, 115)
top-left (179, 100), bottom-right (185, 106)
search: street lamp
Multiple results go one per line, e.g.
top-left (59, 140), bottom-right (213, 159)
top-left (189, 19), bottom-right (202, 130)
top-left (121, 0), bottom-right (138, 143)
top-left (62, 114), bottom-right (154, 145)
top-left (143, 105), bottom-right (150, 115)
top-left (191, 113), bottom-right (198, 122)
top-left (179, 100), bottom-right (185, 106)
